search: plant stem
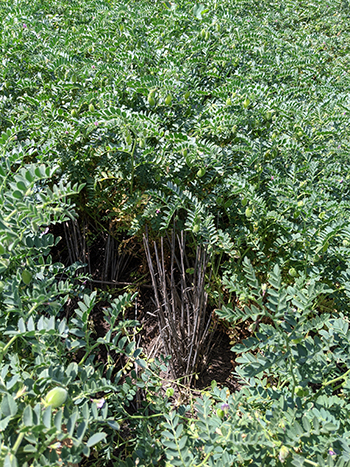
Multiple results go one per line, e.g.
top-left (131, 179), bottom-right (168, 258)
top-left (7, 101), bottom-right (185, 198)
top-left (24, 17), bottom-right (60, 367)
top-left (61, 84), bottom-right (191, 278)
top-left (12, 432), bottom-right (25, 454)
top-left (304, 459), bottom-right (319, 467)
top-left (196, 451), bottom-right (212, 467)
top-left (130, 138), bottom-right (137, 195)
top-left (285, 338), bottom-right (297, 398)
top-left (0, 303), bottom-right (39, 363)
top-left (323, 367), bottom-right (350, 387)
top-left (1, 335), bottom-right (18, 361)
top-left (311, 368), bottom-right (350, 401)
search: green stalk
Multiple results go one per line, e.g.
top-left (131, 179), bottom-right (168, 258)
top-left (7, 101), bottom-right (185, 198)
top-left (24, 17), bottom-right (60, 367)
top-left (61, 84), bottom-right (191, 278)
top-left (286, 338), bottom-right (297, 398)
top-left (304, 460), bottom-right (319, 467)
top-left (130, 138), bottom-right (137, 195)
top-left (311, 368), bottom-right (350, 401)
top-left (322, 368), bottom-right (350, 388)
top-left (196, 452), bottom-right (212, 467)
top-left (79, 341), bottom-right (100, 365)
top-left (0, 303), bottom-right (39, 363)
top-left (1, 335), bottom-right (18, 361)
top-left (12, 432), bottom-right (25, 454)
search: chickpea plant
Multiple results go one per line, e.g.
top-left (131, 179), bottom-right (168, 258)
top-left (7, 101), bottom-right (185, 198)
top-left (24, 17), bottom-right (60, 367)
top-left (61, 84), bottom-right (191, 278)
top-left (1, 0), bottom-right (350, 465)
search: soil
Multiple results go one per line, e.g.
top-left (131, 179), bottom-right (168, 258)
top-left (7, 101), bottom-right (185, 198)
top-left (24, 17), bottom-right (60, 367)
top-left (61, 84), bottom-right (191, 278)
top-left (134, 287), bottom-right (239, 392)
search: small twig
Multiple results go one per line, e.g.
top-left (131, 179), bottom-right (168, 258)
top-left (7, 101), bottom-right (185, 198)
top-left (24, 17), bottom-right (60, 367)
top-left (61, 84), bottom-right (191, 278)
top-left (148, 334), bottom-right (162, 359)
top-left (89, 279), bottom-right (153, 288)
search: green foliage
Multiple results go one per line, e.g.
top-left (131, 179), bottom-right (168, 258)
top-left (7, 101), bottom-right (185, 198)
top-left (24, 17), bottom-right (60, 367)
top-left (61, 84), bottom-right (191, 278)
top-left (142, 259), bottom-right (350, 466)
top-left (1, 0), bottom-right (350, 285)
top-left (0, 137), bottom-right (143, 466)
top-left (1, 0), bottom-right (350, 465)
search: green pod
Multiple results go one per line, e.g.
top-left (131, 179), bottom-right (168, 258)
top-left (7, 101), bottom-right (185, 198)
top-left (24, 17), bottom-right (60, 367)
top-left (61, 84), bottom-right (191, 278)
top-left (44, 387), bottom-right (68, 408)
top-left (197, 168), bottom-right (206, 178)
top-left (148, 95), bottom-right (155, 106)
top-left (279, 446), bottom-right (289, 462)
top-left (22, 270), bottom-right (32, 285)
top-left (125, 131), bottom-right (132, 145)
